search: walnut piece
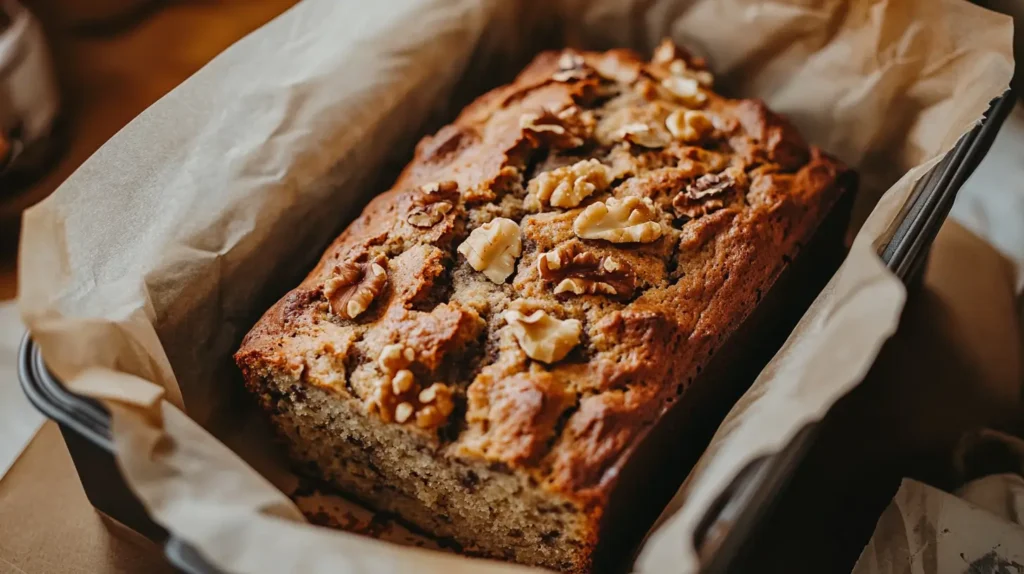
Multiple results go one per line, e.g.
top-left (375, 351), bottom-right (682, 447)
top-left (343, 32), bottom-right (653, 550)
top-left (368, 345), bottom-right (454, 429)
top-left (666, 109), bottom-right (713, 142)
top-left (421, 180), bottom-right (459, 196)
top-left (652, 38), bottom-right (714, 87)
top-left (669, 59), bottom-right (714, 88)
top-left (537, 243), bottom-right (636, 298)
top-left (368, 374), bottom-right (455, 429)
top-left (407, 201), bottom-right (453, 228)
top-left (672, 171), bottom-right (737, 219)
top-left (652, 38), bottom-right (682, 66)
top-left (378, 343), bottom-right (416, 374)
top-left (324, 254), bottom-right (388, 319)
top-left (661, 76), bottom-right (707, 107)
top-left (457, 218), bottom-right (523, 283)
top-left (526, 159), bottom-right (612, 210)
top-left (611, 122), bottom-right (672, 149)
top-left (505, 310), bottom-right (582, 364)
top-left (0, 134), bottom-right (9, 165)
top-left (415, 382), bottom-right (456, 428)
top-left (573, 196), bottom-right (664, 243)
top-left (594, 52), bottom-right (640, 84)
top-left (553, 51), bottom-right (591, 82)
top-left (520, 106), bottom-right (593, 149)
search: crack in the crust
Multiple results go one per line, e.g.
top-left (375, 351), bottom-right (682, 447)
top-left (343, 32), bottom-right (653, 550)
top-left (662, 231), bottom-right (683, 284)
top-left (539, 393), bottom-right (582, 471)
top-left (341, 327), bottom-right (371, 400)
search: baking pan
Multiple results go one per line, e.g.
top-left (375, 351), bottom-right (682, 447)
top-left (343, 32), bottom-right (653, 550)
top-left (691, 87), bottom-right (1017, 574)
top-left (17, 88), bottom-right (1015, 574)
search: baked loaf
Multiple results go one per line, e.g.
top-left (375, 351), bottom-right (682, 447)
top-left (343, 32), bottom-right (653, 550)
top-left (236, 41), bottom-right (852, 573)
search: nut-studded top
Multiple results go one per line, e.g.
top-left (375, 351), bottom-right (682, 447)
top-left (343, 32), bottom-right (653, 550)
top-left (236, 41), bottom-right (852, 503)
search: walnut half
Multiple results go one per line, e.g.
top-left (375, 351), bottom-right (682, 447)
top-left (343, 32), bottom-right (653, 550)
top-left (672, 170), bottom-right (741, 219)
top-left (457, 218), bottom-right (523, 284)
top-left (526, 159), bottom-right (612, 210)
top-left (407, 201), bottom-right (453, 228)
top-left (505, 310), bottom-right (582, 364)
top-left (520, 106), bottom-right (594, 150)
top-left (324, 254), bottom-right (388, 319)
top-left (573, 196), bottom-right (664, 244)
top-left (537, 243), bottom-right (636, 299)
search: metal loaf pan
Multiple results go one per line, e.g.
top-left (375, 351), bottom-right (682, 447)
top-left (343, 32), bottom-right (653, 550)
top-left (17, 90), bottom-right (1015, 574)
top-left (691, 88), bottom-right (1017, 574)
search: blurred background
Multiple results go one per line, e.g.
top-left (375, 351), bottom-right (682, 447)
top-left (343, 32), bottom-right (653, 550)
top-left (0, 0), bottom-right (302, 295)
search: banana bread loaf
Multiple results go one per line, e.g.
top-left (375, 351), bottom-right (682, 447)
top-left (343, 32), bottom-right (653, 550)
top-left (236, 41), bottom-right (853, 573)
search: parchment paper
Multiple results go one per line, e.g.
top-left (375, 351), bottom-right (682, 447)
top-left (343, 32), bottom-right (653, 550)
top-left (851, 478), bottom-right (1024, 574)
top-left (17, 0), bottom-right (1014, 572)
top-left (852, 430), bottom-right (1024, 573)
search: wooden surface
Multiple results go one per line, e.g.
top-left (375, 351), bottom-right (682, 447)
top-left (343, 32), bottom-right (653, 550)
top-left (0, 422), bottom-right (176, 574)
top-left (0, 0), bottom-right (301, 300)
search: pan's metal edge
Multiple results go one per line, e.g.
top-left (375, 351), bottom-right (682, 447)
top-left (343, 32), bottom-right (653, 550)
top-left (694, 87), bottom-right (1016, 574)
top-left (17, 335), bottom-right (220, 573)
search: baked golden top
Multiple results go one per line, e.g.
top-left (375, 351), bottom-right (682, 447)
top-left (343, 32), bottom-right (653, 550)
top-left (237, 41), bottom-right (850, 501)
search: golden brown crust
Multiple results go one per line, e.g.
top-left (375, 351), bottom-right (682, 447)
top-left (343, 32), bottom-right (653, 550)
top-left (237, 41), bottom-right (854, 570)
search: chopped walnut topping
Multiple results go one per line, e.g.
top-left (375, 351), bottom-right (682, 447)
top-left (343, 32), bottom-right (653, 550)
top-left (573, 196), bottom-right (664, 244)
top-left (505, 310), bottom-right (582, 364)
top-left (553, 51), bottom-right (592, 82)
top-left (537, 243), bottom-right (636, 298)
top-left (665, 109), bottom-right (713, 142)
top-left (378, 343), bottom-right (416, 374)
top-left (652, 39), bottom-right (681, 66)
top-left (669, 59), bottom-right (714, 88)
top-left (661, 76), bottom-right (707, 107)
top-left (421, 180), bottom-right (459, 196)
top-left (407, 180), bottom-right (458, 227)
top-left (416, 382), bottom-right (456, 428)
top-left (324, 254), bottom-right (388, 319)
top-left (407, 201), bottom-right (453, 228)
top-left (520, 106), bottom-right (594, 149)
top-left (672, 171), bottom-right (738, 219)
top-left (367, 358), bottom-right (455, 430)
top-left (611, 122), bottom-right (672, 148)
top-left (632, 78), bottom-right (670, 102)
top-left (391, 369), bottom-right (415, 394)
top-left (651, 39), bottom-right (715, 87)
top-left (594, 53), bottom-right (640, 84)
top-left (457, 218), bottom-right (523, 283)
top-left (395, 402), bottom-right (415, 423)
top-left (558, 51), bottom-right (584, 70)
top-left (526, 159), bottom-right (612, 210)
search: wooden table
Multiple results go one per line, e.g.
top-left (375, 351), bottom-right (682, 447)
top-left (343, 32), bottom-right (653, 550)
top-left (0, 0), bottom-right (300, 298)
top-left (0, 2), bottom-right (298, 572)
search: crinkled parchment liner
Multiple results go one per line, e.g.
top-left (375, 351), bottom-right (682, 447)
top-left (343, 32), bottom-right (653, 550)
top-left (18, 0), bottom-right (1013, 572)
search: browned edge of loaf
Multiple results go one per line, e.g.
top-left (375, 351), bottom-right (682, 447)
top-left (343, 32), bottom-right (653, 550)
top-left (235, 40), bottom-right (855, 573)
